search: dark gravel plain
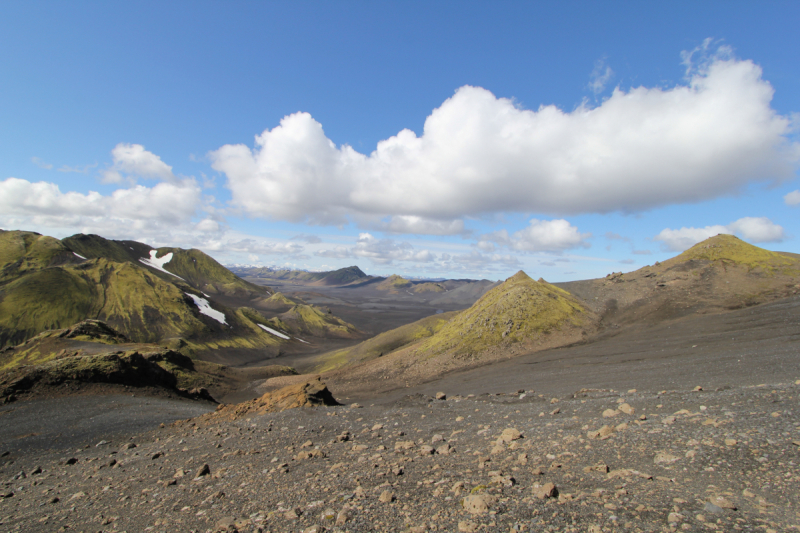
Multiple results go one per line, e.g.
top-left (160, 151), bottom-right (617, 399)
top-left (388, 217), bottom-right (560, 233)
top-left (0, 297), bottom-right (798, 532)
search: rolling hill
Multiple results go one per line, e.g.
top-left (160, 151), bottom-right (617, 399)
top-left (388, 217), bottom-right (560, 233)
top-left (0, 231), bottom-right (292, 359)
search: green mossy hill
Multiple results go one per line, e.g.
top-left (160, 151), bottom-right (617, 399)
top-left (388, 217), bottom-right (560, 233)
top-left (259, 292), bottom-right (304, 310)
top-left (311, 266), bottom-right (368, 286)
top-left (313, 311), bottom-right (459, 373)
top-left (0, 258), bottom-right (215, 348)
top-left (0, 230), bottom-right (82, 282)
top-left (64, 233), bottom-right (268, 298)
top-left (376, 275), bottom-right (412, 292)
top-left (0, 348), bottom-right (216, 403)
top-left (663, 234), bottom-right (796, 272)
top-left (412, 282), bottom-right (446, 293)
top-left (419, 271), bottom-right (591, 356)
top-left (269, 304), bottom-right (361, 339)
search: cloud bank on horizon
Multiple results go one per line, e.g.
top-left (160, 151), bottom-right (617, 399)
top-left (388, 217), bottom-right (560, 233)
top-left (2, 44), bottom-right (799, 275)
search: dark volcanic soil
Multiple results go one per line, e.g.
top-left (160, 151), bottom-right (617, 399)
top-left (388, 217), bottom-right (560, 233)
top-left (0, 296), bottom-right (799, 531)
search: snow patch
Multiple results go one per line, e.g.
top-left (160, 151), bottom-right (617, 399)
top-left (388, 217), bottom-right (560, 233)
top-left (294, 337), bottom-right (310, 344)
top-left (185, 293), bottom-right (227, 325)
top-left (73, 252), bottom-right (87, 260)
top-left (139, 250), bottom-right (185, 280)
top-left (257, 324), bottom-right (290, 340)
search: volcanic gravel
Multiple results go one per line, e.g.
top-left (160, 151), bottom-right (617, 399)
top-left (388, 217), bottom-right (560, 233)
top-left (1, 378), bottom-right (798, 533)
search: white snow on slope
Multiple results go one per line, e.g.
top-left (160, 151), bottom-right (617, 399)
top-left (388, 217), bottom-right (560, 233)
top-left (139, 250), bottom-right (185, 280)
top-left (257, 324), bottom-right (290, 340)
top-left (185, 292), bottom-right (227, 325)
top-left (73, 252), bottom-right (86, 260)
top-left (295, 337), bottom-right (309, 344)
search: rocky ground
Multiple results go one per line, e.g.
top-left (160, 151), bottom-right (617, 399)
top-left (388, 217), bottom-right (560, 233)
top-left (1, 376), bottom-right (798, 533)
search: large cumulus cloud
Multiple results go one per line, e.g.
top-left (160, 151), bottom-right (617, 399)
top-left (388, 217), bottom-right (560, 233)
top-left (210, 51), bottom-right (799, 235)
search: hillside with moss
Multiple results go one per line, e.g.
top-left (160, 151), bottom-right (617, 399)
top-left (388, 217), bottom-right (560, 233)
top-left (313, 311), bottom-right (459, 372)
top-left (0, 231), bottom-right (294, 359)
top-left (418, 271), bottom-right (594, 356)
top-left (375, 274), bottom-right (412, 293)
top-left (63, 233), bottom-right (269, 298)
top-left (268, 304), bottom-right (362, 339)
top-left (558, 234), bottom-right (800, 325)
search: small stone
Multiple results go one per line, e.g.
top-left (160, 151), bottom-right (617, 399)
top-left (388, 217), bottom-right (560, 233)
top-left (654, 452), bottom-right (679, 465)
top-left (533, 482), bottom-right (557, 499)
top-left (693, 386), bottom-right (703, 391)
top-left (435, 392), bottom-right (447, 400)
top-left (708, 496), bottom-right (736, 510)
top-left (724, 438), bottom-right (737, 446)
top-left (618, 403), bottom-right (634, 415)
top-left (335, 507), bottom-right (351, 526)
top-left (303, 526), bottom-right (325, 533)
top-left (602, 409), bottom-right (619, 418)
top-left (379, 490), bottom-right (395, 503)
top-left (703, 502), bottom-right (724, 514)
top-left (550, 407), bottom-right (560, 415)
top-left (418, 445), bottom-right (435, 455)
top-left (770, 412), bottom-right (781, 418)
top-left (500, 428), bottom-right (522, 442)
top-left (458, 520), bottom-right (478, 532)
top-left (667, 512), bottom-right (684, 523)
top-left (395, 441), bottom-right (415, 451)
top-left (194, 463), bottom-right (211, 479)
top-left (462, 494), bottom-right (495, 514)
top-left (215, 516), bottom-right (236, 531)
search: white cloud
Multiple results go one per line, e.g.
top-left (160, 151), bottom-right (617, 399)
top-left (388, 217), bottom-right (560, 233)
top-left (480, 219), bottom-right (590, 252)
top-left (727, 217), bottom-right (785, 242)
top-left (380, 216), bottom-right (467, 236)
top-left (589, 59), bottom-right (613, 94)
top-left (102, 143), bottom-right (176, 184)
top-left (654, 216), bottom-right (784, 251)
top-left (0, 174), bottom-right (203, 244)
top-left (314, 233), bottom-right (435, 265)
top-left (210, 48), bottom-right (799, 235)
top-left (784, 190), bottom-right (800, 206)
top-left (31, 157), bottom-right (53, 170)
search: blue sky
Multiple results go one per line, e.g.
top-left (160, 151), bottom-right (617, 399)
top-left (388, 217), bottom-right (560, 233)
top-left (2, 1), bottom-right (799, 281)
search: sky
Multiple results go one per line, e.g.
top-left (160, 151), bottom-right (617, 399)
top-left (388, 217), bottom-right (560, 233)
top-left (2, 1), bottom-right (799, 282)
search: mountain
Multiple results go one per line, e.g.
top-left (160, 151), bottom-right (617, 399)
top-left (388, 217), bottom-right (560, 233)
top-left (63, 233), bottom-right (268, 298)
top-left (266, 304), bottom-right (362, 340)
top-left (557, 234), bottom-right (800, 326)
top-left (417, 271), bottom-right (594, 356)
top-left (0, 231), bottom-right (289, 357)
top-left (231, 265), bottom-right (370, 287)
top-left (375, 274), bottom-right (412, 293)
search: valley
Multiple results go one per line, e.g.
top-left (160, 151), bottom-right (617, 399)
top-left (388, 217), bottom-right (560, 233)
top-left (0, 230), bottom-right (798, 532)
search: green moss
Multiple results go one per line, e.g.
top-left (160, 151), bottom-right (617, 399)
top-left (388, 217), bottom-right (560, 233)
top-left (412, 282), bottom-right (446, 293)
top-left (418, 271), bottom-right (587, 357)
top-left (313, 311), bottom-right (459, 372)
top-left (666, 234), bottom-right (794, 272)
top-left (376, 275), bottom-right (412, 290)
top-left (277, 304), bottom-right (360, 338)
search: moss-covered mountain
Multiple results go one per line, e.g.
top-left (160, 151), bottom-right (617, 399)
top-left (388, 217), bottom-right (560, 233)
top-left (418, 271), bottom-right (594, 356)
top-left (63, 233), bottom-right (269, 298)
top-left (375, 274), bottom-right (412, 293)
top-left (266, 305), bottom-right (362, 339)
top-left (558, 234), bottom-right (800, 325)
top-left (0, 231), bottom-right (289, 355)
